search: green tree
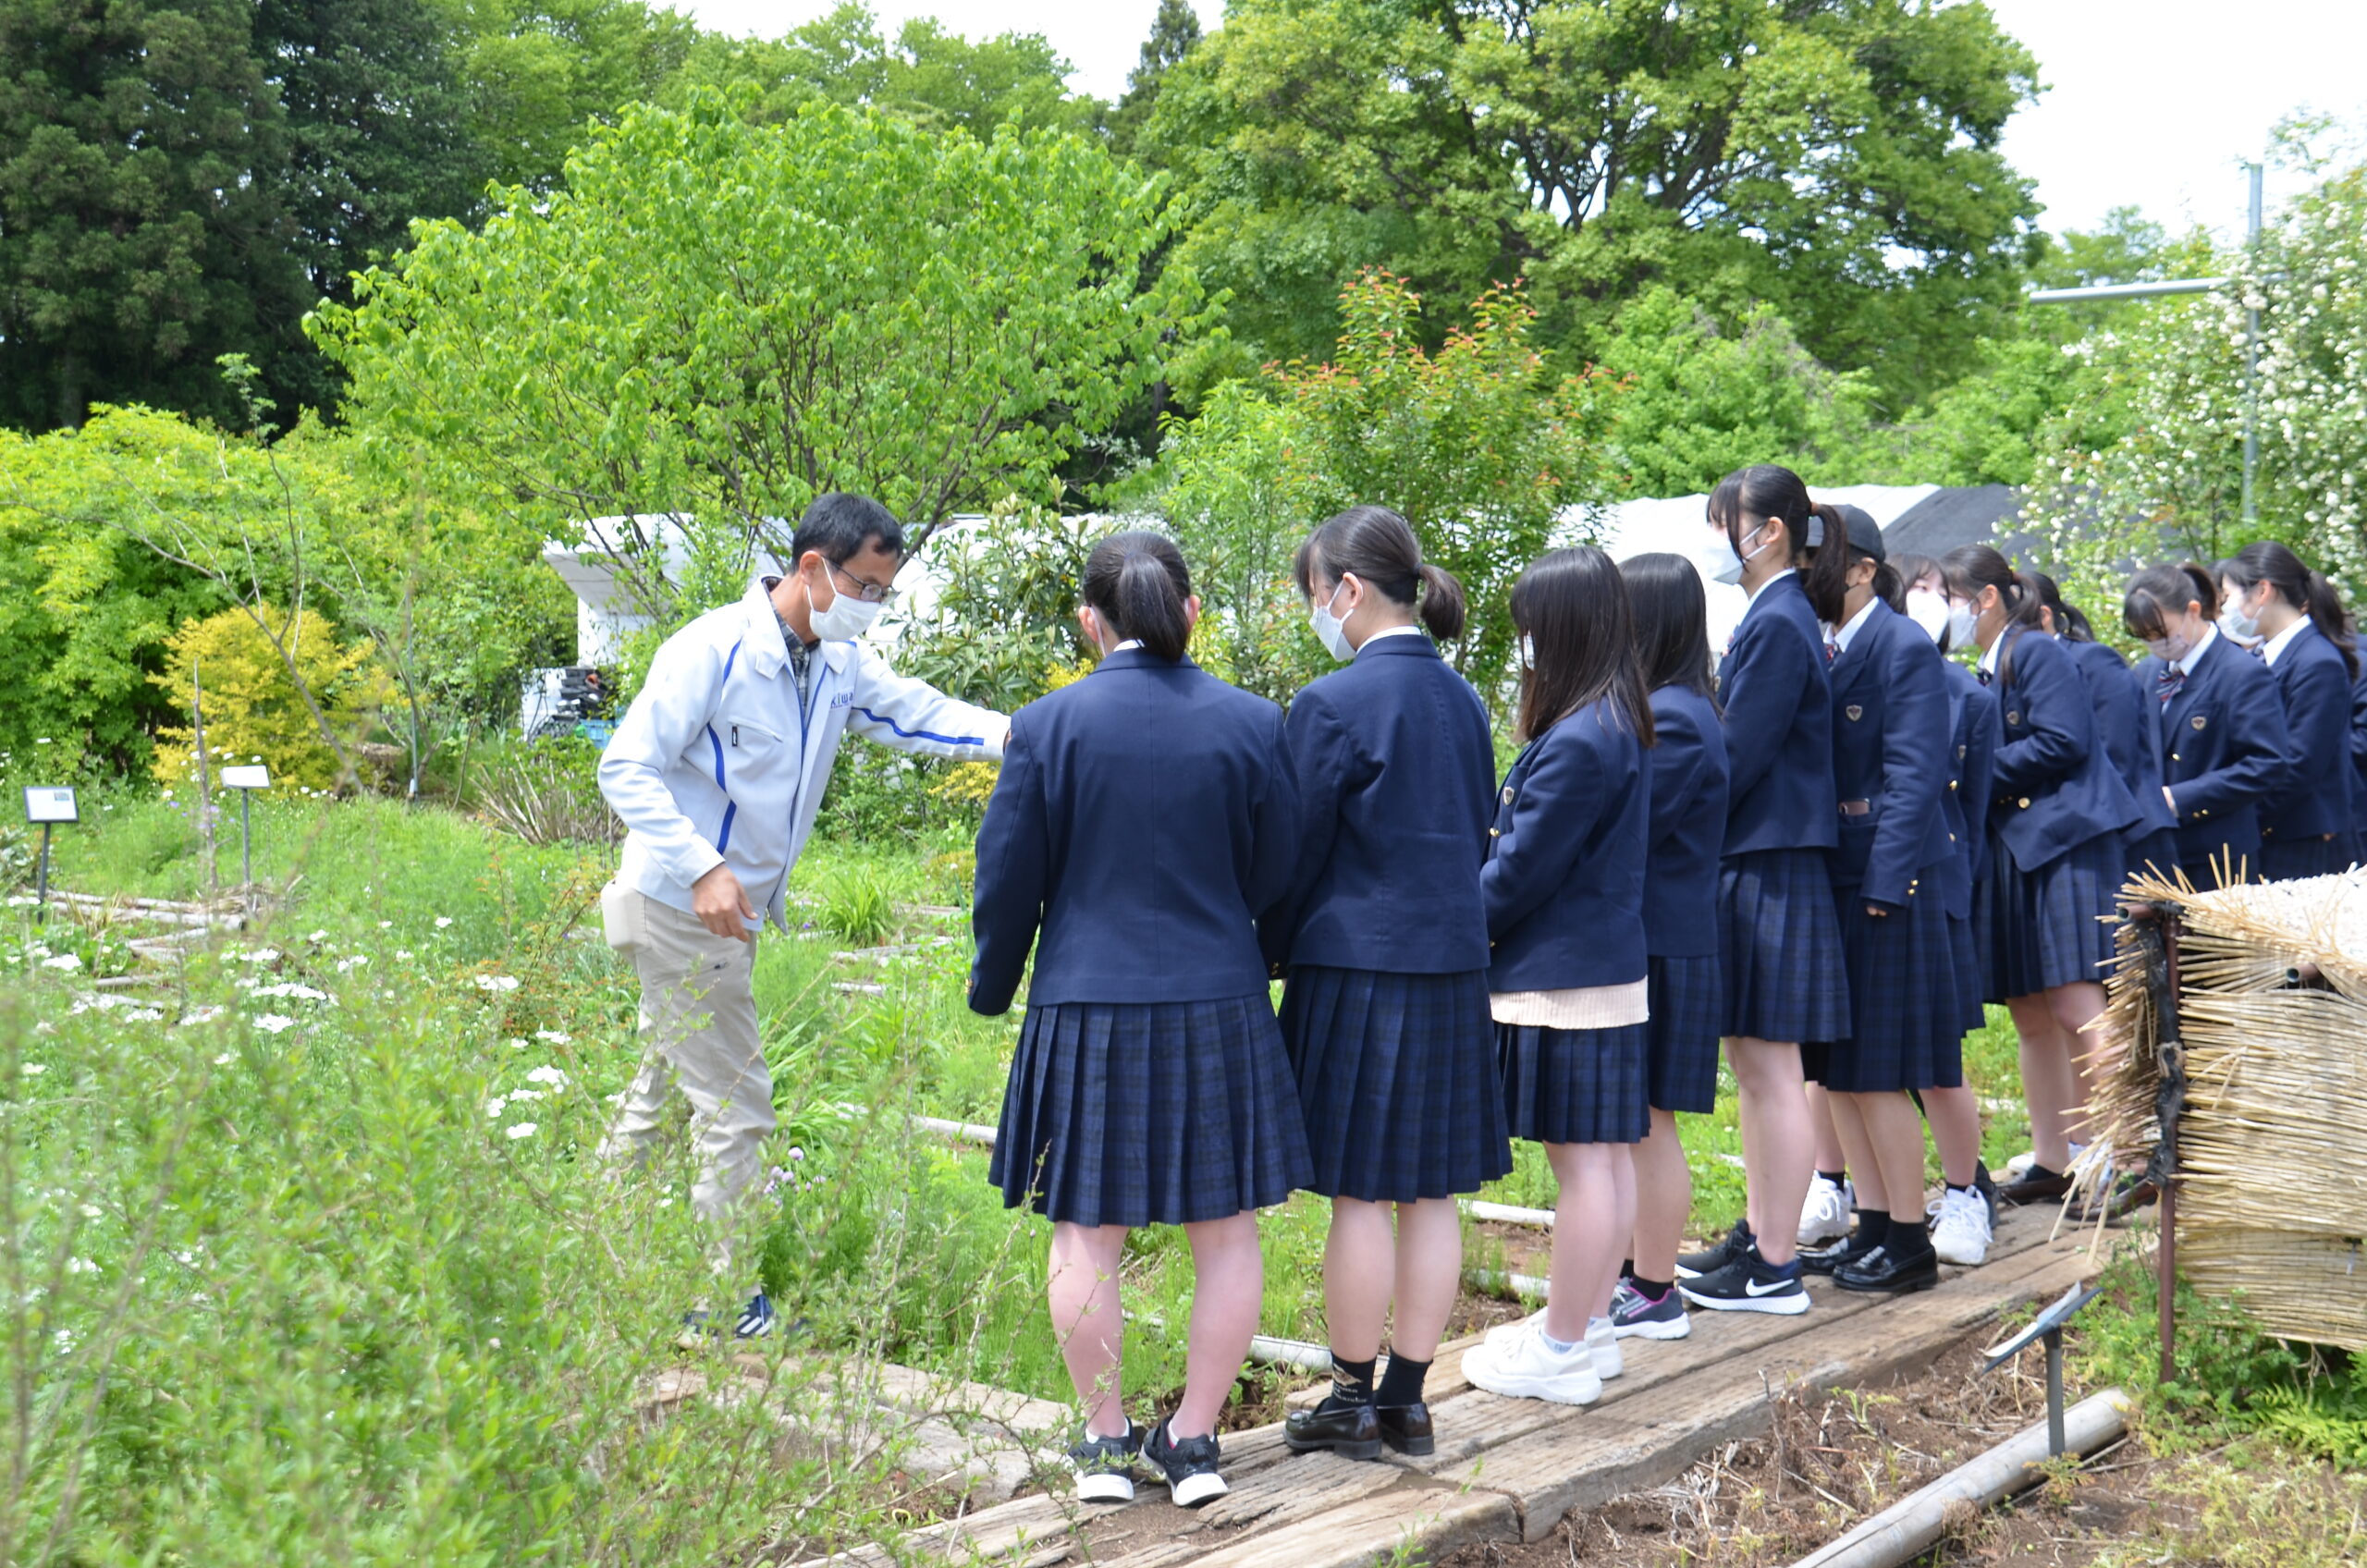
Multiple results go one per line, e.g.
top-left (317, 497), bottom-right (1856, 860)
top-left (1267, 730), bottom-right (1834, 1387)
top-left (316, 95), bottom-right (1208, 628)
top-left (0, 0), bottom-right (313, 430)
top-left (1110, 0), bottom-right (1204, 156)
top-left (1149, 270), bottom-right (1621, 696)
top-left (432, 0), bottom-right (699, 191)
top-left (1147, 0), bottom-right (2042, 410)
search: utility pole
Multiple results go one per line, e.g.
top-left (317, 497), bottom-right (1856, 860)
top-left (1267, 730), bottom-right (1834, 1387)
top-left (2242, 161), bottom-right (2264, 528)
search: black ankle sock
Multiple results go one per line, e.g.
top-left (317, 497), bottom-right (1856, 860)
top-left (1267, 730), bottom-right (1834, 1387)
top-left (1946, 1181), bottom-right (1975, 1195)
top-left (1885, 1220), bottom-right (1935, 1258)
top-left (1619, 1257), bottom-right (1635, 1281)
top-left (1630, 1274), bottom-right (1674, 1300)
top-left (1327, 1354), bottom-right (1376, 1406)
top-left (1818, 1169), bottom-right (1848, 1188)
top-left (1856, 1208), bottom-right (1892, 1248)
top-left (1375, 1354), bottom-right (1431, 1407)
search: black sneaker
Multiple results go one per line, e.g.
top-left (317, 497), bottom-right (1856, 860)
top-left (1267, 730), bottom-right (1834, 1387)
top-left (1974, 1160), bottom-right (1999, 1231)
top-left (1069, 1421), bottom-right (1143, 1503)
top-left (1674, 1218), bottom-right (1753, 1280)
top-left (675, 1291), bottom-right (779, 1349)
top-left (1608, 1279), bottom-right (1692, 1341)
top-left (1679, 1245), bottom-right (1809, 1316)
top-left (1283, 1396), bottom-right (1382, 1460)
top-left (1143, 1417), bottom-right (1227, 1508)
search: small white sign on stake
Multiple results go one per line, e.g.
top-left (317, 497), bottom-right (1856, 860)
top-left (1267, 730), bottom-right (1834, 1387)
top-left (23, 787), bottom-right (77, 825)
top-left (220, 766), bottom-right (271, 790)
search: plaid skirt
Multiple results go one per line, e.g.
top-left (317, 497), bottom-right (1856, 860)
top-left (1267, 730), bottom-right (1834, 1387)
top-left (1949, 911), bottom-right (1984, 1034)
top-left (1645, 952), bottom-right (1723, 1115)
top-left (1809, 887), bottom-right (1965, 1094)
top-left (1497, 1021), bottom-right (1650, 1146)
top-left (2259, 832), bottom-right (2358, 884)
top-left (1282, 966), bottom-right (1512, 1203)
top-left (1985, 831), bottom-right (2124, 999)
top-left (1719, 849), bottom-right (1852, 1045)
top-left (992, 997), bottom-right (1314, 1228)
top-left (2126, 827), bottom-right (2179, 888)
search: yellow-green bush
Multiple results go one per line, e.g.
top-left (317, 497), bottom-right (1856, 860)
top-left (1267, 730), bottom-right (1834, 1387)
top-left (150, 606), bottom-right (389, 791)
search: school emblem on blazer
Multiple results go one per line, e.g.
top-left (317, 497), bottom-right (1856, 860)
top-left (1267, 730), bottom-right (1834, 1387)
top-left (1844, 704), bottom-right (1863, 721)
top-left (1501, 785), bottom-right (1515, 803)
top-left (2005, 711), bottom-right (2020, 726)
top-left (2190, 714), bottom-right (2208, 729)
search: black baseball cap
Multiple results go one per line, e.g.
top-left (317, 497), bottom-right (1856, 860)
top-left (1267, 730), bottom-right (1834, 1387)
top-left (1833, 504), bottom-right (1885, 565)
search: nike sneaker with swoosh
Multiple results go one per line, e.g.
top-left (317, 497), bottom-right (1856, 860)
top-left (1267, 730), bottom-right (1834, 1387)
top-left (1678, 1245), bottom-right (1809, 1316)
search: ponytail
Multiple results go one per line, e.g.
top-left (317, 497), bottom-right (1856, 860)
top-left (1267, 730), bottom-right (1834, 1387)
top-left (1293, 505), bottom-right (1467, 643)
top-left (1798, 502), bottom-right (1852, 626)
top-left (1942, 544), bottom-right (2042, 680)
top-left (1871, 560), bottom-right (1905, 616)
top-left (2226, 540), bottom-right (2360, 678)
top-left (2176, 561), bottom-right (2220, 619)
top-left (2305, 571), bottom-right (2361, 679)
top-left (1084, 530), bottom-right (1194, 662)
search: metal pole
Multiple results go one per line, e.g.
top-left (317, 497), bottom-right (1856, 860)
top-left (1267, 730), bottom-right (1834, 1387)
top-left (2044, 1329), bottom-right (2067, 1460)
top-left (2159, 913), bottom-right (2184, 1388)
top-left (2025, 277), bottom-right (2230, 304)
top-left (34, 823), bottom-right (51, 923)
top-left (2242, 161), bottom-right (2263, 529)
top-left (239, 790), bottom-right (252, 895)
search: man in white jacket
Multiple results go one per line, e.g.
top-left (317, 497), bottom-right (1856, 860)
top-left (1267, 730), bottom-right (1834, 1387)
top-left (596, 493), bottom-right (1008, 1338)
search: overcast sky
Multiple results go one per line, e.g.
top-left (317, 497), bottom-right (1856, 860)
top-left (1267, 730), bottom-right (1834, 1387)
top-left (679, 0), bottom-right (2367, 244)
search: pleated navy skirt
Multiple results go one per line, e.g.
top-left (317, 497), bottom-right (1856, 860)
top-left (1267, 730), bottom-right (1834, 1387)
top-left (1497, 1020), bottom-right (1650, 1146)
top-left (1718, 848), bottom-right (1851, 1044)
top-left (1645, 952), bottom-right (1723, 1115)
top-left (1985, 831), bottom-right (2124, 999)
top-left (1811, 888), bottom-right (1965, 1094)
top-left (992, 996), bottom-right (1314, 1228)
top-left (2126, 827), bottom-right (2179, 888)
top-left (2259, 833), bottom-right (2357, 883)
top-left (1281, 965), bottom-right (1512, 1203)
top-left (1948, 911), bottom-right (1984, 1035)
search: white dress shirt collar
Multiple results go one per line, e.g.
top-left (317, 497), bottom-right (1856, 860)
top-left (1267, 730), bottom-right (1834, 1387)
top-left (1830, 596), bottom-right (1881, 656)
top-left (1361, 623), bottom-right (1423, 647)
top-left (2260, 616), bottom-right (2312, 668)
top-left (1746, 566), bottom-right (1798, 604)
top-left (2175, 623), bottom-right (2219, 676)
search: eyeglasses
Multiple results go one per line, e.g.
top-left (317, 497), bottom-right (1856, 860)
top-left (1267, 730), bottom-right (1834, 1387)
top-left (828, 560), bottom-right (898, 606)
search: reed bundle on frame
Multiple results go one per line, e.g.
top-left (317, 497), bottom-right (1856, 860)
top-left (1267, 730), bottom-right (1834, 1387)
top-left (2082, 867), bottom-right (2367, 1354)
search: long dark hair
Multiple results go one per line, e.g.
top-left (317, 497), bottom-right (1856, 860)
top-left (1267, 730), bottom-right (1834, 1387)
top-left (1707, 464), bottom-right (1849, 622)
top-left (2122, 562), bottom-right (2215, 643)
top-left (1941, 545), bottom-right (2042, 681)
top-left (2222, 540), bottom-right (2360, 678)
top-left (1620, 552), bottom-right (1716, 701)
top-left (1082, 531), bottom-right (1194, 661)
top-left (1511, 547), bottom-right (1655, 747)
top-left (2029, 571), bottom-right (2095, 642)
top-left (1292, 505), bottom-right (1467, 641)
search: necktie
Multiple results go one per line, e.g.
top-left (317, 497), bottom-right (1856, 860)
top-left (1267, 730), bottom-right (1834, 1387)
top-left (1824, 637), bottom-right (1839, 667)
top-left (2156, 664), bottom-right (2186, 704)
top-left (1977, 668), bottom-right (1993, 687)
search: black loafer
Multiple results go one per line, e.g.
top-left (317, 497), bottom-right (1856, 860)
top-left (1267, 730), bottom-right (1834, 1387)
top-left (1376, 1402), bottom-right (1434, 1456)
top-left (1999, 1165), bottom-right (2072, 1205)
top-left (1798, 1231), bottom-right (1874, 1277)
top-left (1834, 1243), bottom-right (1941, 1293)
top-left (1283, 1399), bottom-right (1383, 1460)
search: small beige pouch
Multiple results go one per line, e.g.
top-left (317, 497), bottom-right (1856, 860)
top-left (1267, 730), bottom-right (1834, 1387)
top-left (599, 880), bottom-right (641, 954)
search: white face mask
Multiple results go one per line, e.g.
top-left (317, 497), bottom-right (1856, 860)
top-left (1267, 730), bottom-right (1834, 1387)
top-left (1944, 598), bottom-right (1981, 649)
top-left (2145, 632), bottom-right (2194, 664)
top-left (807, 563), bottom-right (884, 642)
top-left (1903, 588), bottom-right (1950, 645)
top-left (2217, 587), bottom-right (2263, 645)
top-left (1309, 577), bottom-right (1356, 663)
top-left (1707, 521), bottom-right (1775, 587)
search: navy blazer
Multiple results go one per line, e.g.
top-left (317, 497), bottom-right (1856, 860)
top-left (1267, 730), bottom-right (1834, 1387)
top-left (969, 650), bottom-right (1299, 1014)
top-left (1642, 684), bottom-right (1729, 959)
top-left (2067, 638), bottom-right (2177, 851)
top-left (1483, 699), bottom-right (1650, 992)
top-left (1987, 628), bottom-right (2140, 868)
top-left (1261, 634), bottom-right (1495, 974)
top-left (2134, 631), bottom-right (2294, 875)
top-left (2260, 624), bottom-right (2355, 844)
top-left (1938, 661), bottom-right (2001, 917)
top-left (1827, 602), bottom-right (1956, 907)
top-left (1716, 573), bottom-right (1839, 856)
top-left (2352, 666), bottom-right (2367, 839)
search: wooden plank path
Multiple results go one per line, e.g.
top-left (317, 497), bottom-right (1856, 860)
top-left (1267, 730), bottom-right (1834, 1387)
top-left (799, 1207), bottom-right (2099, 1568)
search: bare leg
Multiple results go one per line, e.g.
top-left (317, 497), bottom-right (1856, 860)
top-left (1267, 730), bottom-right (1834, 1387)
top-left (1827, 1091), bottom-right (1885, 1215)
top-left (1807, 1082), bottom-right (1848, 1176)
top-left (1630, 1108), bottom-right (1690, 1281)
top-left (1921, 1084), bottom-right (1983, 1189)
top-left (1320, 1197), bottom-right (1394, 1366)
top-left (2007, 994), bottom-right (2077, 1170)
top-left (2049, 981), bottom-right (2111, 1148)
top-left (1173, 1212), bottom-right (1263, 1439)
top-left (1542, 1142), bottom-right (1633, 1340)
top-left (1389, 1198), bottom-right (1464, 1364)
top-left (1049, 1222), bottom-right (1130, 1436)
top-left (1851, 1090), bottom-right (1933, 1231)
top-left (1723, 1037), bottom-right (1812, 1266)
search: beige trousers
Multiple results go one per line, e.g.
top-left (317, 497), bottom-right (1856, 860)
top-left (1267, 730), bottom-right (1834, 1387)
top-left (597, 889), bottom-right (772, 1226)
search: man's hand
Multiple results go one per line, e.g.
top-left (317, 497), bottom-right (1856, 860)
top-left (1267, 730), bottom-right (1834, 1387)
top-left (692, 863), bottom-right (758, 941)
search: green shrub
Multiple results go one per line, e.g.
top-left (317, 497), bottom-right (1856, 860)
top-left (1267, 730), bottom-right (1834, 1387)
top-left (150, 606), bottom-right (388, 793)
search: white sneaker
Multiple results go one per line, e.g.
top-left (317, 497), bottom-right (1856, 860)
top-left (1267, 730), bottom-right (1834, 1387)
top-left (1463, 1317), bottom-right (1602, 1406)
top-left (1586, 1316), bottom-right (1623, 1380)
top-left (1930, 1186), bottom-right (1993, 1267)
top-left (1484, 1307), bottom-right (1545, 1349)
top-left (2002, 1148), bottom-right (2038, 1181)
top-left (1797, 1173), bottom-right (1854, 1246)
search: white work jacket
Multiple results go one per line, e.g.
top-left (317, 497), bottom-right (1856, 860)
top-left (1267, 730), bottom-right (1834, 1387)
top-left (598, 578), bottom-right (1008, 932)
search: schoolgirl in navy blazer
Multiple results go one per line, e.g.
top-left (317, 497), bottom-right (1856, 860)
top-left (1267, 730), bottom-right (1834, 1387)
top-left (970, 644), bottom-right (1300, 1015)
top-left (2061, 637), bottom-right (2177, 876)
top-left (1825, 600), bottom-right (1954, 909)
top-left (1260, 635), bottom-right (1494, 975)
top-left (1642, 684), bottom-right (1727, 959)
top-left (2253, 623), bottom-right (2356, 866)
top-left (2132, 631), bottom-right (2292, 880)
top-left (1718, 571), bottom-right (1840, 859)
top-left (1986, 627), bottom-right (2140, 874)
top-left (1483, 702), bottom-right (1650, 991)
top-left (1936, 660), bottom-right (2000, 918)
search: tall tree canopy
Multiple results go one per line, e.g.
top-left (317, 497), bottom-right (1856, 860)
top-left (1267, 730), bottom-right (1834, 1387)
top-left (1146, 0), bottom-right (2042, 410)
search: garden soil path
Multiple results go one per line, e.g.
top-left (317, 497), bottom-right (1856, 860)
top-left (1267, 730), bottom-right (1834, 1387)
top-left (803, 1205), bottom-right (2102, 1568)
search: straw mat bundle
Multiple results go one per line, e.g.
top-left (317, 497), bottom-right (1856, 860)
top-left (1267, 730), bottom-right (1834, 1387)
top-left (2082, 868), bottom-right (2367, 1353)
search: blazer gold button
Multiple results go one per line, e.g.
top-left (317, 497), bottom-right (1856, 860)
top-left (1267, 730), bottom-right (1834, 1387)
top-left (2017, 797), bottom-right (2031, 809)
top-left (2171, 753), bottom-right (2180, 762)
top-left (1489, 827), bottom-right (1501, 838)
top-left (1948, 779), bottom-right (1958, 790)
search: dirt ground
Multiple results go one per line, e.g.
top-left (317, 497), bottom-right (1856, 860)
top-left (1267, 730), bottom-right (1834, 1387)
top-left (1431, 1339), bottom-right (2358, 1568)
